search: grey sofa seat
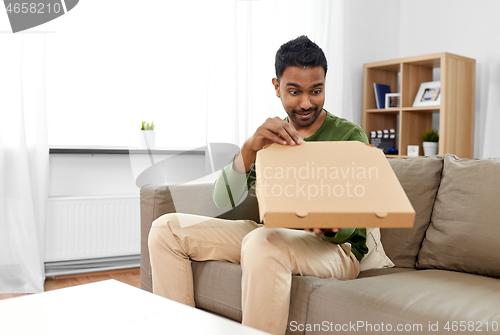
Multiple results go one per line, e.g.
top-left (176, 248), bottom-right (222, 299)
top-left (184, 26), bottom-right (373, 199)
top-left (192, 261), bottom-right (340, 325)
top-left (192, 260), bottom-right (416, 325)
top-left (306, 270), bottom-right (500, 334)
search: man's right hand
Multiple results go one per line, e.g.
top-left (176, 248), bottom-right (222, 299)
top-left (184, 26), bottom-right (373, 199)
top-left (233, 117), bottom-right (303, 174)
top-left (248, 117), bottom-right (302, 152)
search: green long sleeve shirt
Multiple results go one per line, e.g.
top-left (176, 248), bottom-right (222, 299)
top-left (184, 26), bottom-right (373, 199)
top-left (213, 110), bottom-right (369, 261)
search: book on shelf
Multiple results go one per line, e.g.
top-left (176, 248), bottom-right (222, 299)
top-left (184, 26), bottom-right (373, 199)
top-left (373, 83), bottom-right (391, 109)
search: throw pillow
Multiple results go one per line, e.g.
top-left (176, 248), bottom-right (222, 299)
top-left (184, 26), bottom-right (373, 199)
top-left (381, 156), bottom-right (443, 268)
top-left (360, 228), bottom-right (394, 271)
top-left (416, 154), bottom-right (500, 278)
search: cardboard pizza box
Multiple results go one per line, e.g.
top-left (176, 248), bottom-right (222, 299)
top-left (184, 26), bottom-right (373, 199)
top-left (255, 141), bottom-right (415, 228)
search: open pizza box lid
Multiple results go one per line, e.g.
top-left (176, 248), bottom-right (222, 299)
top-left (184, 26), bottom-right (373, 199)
top-left (255, 141), bottom-right (415, 228)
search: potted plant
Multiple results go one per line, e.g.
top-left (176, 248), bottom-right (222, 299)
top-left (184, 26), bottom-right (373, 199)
top-left (422, 129), bottom-right (439, 156)
top-left (138, 121), bottom-right (156, 149)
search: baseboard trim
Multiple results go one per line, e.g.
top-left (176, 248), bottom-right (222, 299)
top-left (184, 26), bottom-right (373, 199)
top-left (45, 255), bottom-right (140, 278)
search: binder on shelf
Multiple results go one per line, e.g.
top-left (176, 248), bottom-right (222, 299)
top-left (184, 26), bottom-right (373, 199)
top-left (373, 83), bottom-right (391, 109)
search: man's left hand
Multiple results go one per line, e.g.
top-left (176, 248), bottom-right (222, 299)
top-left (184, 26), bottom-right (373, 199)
top-left (304, 228), bottom-right (339, 239)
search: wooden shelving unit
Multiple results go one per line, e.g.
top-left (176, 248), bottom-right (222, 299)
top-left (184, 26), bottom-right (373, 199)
top-left (362, 52), bottom-right (475, 158)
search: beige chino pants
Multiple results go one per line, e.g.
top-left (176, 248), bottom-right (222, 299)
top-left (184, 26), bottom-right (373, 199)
top-left (148, 213), bottom-right (360, 335)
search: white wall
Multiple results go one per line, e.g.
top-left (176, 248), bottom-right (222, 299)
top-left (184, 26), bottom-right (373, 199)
top-left (49, 152), bottom-right (210, 198)
top-left (399, 0), bottom-right (500, 158)
top-left (343, 0), bottom-right (401, 126)
top-left (344, 0), bottom-right (499, 158)
top-left (49, 154), bottom-right (137, 197)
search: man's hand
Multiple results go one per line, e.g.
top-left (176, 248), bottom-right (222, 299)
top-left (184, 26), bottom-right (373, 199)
top-left (248, 117), bottom-right (302, 152)
top-left (234, 117), bottom-right (302, 173)
top-left (304, 228), bottom-right (339, 239)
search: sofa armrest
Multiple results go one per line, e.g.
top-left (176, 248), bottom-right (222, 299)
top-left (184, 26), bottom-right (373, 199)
top-left (140, 183), bottom-right (260, 292)
top-left (140, 184), bottom-right (175, 292)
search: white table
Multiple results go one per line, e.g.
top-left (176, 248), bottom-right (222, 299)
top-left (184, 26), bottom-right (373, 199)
top-left (0, 280), bottom-right (270, 335)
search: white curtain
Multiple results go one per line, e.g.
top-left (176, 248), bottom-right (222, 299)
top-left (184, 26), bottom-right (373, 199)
top-left (481, 61), bottom-right (500, 158)
top-left (0, 33), bottom-right (48, 293)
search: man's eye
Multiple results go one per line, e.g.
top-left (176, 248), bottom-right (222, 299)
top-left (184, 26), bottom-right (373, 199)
top-left (289, 91), bottom-right (298, 95)
top-left (313, 90), bottom-right (322, 94)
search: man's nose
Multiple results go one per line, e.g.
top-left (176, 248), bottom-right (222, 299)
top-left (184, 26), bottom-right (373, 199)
top-left (299, 94), bottom-right (312, 110)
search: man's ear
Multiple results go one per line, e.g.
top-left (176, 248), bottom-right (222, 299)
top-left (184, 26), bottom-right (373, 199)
top-left (272, 78), bottom-right (280, 98)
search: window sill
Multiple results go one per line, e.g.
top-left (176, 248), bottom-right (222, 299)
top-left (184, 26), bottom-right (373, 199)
top-left (49, 147), bottom-right (205, 155)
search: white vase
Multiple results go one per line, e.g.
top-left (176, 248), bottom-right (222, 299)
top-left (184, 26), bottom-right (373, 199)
top-left (138, 130), bottom-right (156, 149)
top-left (423, 142), bottom-right (438, 156)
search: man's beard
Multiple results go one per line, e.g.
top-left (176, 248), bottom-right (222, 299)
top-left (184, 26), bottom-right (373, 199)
top-left (287, 107), bottom-right (321, 127)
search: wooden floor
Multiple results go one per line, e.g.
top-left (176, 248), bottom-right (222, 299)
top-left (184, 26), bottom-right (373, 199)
top-left (0, 267), bottom-right (140, 301)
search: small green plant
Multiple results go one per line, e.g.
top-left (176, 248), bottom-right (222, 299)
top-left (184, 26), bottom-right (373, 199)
top-left (141, 120), bottom-right (155, 131)
top-left (422, 129), bottom-right (439, 142)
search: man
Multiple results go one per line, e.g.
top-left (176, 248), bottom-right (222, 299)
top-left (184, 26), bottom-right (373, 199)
top-left (148, 35), bottom-right (368, 335)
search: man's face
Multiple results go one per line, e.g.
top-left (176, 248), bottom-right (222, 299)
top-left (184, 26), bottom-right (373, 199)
top-left (273, 66), bottom-right (325, 129)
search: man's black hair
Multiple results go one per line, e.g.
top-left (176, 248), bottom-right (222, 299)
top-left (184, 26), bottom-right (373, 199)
top-left (275, 35), bottom-right (327, 80)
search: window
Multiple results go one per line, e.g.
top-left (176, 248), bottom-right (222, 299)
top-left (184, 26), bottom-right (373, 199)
top-left (45, 0), bottom-right (343, 149)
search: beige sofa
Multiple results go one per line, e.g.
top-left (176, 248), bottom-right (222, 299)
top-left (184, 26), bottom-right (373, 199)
top-left (140, 154), bottom-right (500, 334)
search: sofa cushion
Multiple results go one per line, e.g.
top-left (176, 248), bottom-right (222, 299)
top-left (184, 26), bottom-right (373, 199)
top-left (382, 156), bottom-right (443, 268)
top-left (191, 260), bottom-right (338, 335)
top-left (357, 267), bottom-right (416, 279)
top-left (417, 155), bottom-right (500, 278)
top-left (360, 228), bottom-right (394, 271)
top-left (305, 270), bottom-right (500, 334)
top-left (192, 261), bottom-right (243, 321)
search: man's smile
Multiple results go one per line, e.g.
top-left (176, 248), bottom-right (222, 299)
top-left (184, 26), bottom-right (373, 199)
top-left (293, 107), bottom-right (318, 121)
top-left (297, 112), bottom-right (311, 119)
